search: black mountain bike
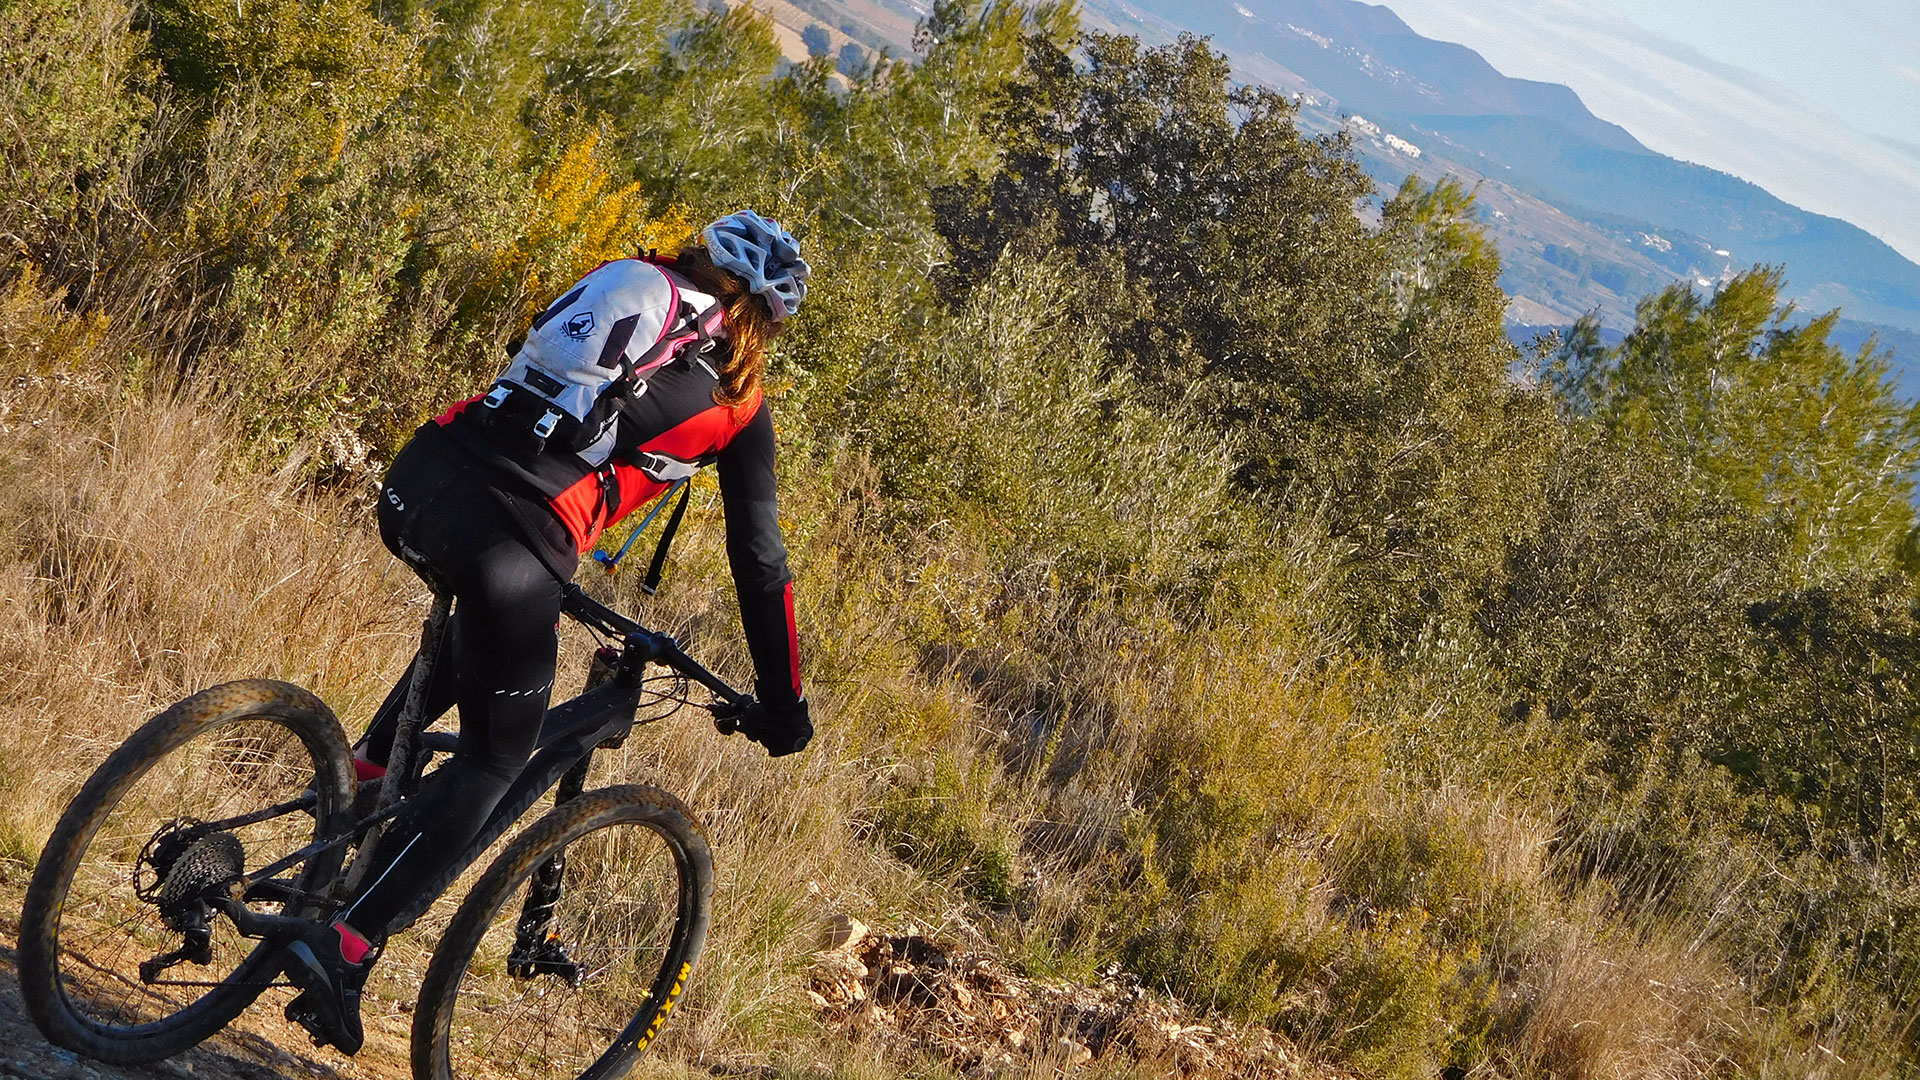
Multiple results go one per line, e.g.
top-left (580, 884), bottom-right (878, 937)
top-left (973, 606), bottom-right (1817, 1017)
top-left (16, 584), bottom-right (761, 1080)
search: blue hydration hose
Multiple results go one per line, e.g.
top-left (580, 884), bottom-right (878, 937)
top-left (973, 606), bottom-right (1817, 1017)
top-left (591, 477), bottom-right (689, 574)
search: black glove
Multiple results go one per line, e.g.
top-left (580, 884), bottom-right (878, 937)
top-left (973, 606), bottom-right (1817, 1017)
top-left (725, 698), bottom-right (812, 757)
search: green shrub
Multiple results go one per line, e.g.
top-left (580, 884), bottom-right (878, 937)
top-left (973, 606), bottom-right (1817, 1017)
top-left (875, 756), bottom-right (1019, 908)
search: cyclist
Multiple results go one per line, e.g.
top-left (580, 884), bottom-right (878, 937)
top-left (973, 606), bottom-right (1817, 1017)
top-left (279, 210), bottom-right (814, 1054)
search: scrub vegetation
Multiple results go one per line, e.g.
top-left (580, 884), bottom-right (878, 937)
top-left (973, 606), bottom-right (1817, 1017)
top-left (4, 0), bottom-right (1920, 1076)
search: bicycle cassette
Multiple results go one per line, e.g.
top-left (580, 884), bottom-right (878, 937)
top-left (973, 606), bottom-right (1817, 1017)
top-left (153, 832), bottom-right (245, 928)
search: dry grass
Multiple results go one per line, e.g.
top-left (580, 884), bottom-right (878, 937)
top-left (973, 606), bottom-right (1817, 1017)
top-left (0, 384), bottom-right (418, 870)
top-left (0, 281), bottom-right (1894, 1080)
top-left (1508, 909), bottom-right (1734, 1080)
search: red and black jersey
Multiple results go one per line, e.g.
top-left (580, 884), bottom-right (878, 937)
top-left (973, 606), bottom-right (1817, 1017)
top-left (422, 332), bottom-right (803, 710)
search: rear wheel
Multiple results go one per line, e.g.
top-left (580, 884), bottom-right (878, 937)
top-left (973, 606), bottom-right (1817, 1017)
top-left (412, 784), bottom-right (712, 1080)
top-left (16, 680), bottom-right (356, 1064)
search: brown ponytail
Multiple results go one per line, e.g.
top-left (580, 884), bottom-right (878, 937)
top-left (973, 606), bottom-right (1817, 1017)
top-left (672, 243), bottom-right (783, 409)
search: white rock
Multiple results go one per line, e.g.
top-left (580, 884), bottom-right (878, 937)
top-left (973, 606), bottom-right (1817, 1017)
top-left (822, 914), bottom-right (868, 951)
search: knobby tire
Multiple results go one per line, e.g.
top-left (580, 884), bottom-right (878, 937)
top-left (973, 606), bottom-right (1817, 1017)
top-left (411, 784), bottom-right (713, 1080)
top-left (16, 680), bottom-right (355, 1065)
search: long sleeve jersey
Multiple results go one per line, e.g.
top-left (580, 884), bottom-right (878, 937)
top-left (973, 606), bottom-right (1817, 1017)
top-left (424, 266), bottom-right (803, 710)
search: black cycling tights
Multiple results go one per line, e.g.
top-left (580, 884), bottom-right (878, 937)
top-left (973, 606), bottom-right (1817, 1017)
top-left (345, 436), bottom-right (575, 939)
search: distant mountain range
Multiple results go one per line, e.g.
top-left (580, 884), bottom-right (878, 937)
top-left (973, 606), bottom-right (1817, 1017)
top-left (777, 0), bottom-right (1920, 384)
top-left (1071, 0), bottom-right (1920, 375)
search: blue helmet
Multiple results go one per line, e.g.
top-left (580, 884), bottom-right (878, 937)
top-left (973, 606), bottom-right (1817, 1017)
top-left (702, 210), bottom-right (809, 321)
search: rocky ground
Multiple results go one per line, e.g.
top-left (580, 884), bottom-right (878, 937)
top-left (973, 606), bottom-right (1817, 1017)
top-left (808, 917), bottom-right (1326, 1080)
top-left (1, 869), bottom-right (1326, 1080)
top-left (0, 877), bottom-right (410, 1080)
top-left (0, 929), bottom-right (355, 1080)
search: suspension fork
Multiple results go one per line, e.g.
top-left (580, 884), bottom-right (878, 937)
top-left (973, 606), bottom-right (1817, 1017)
top-left (510, 745), bottom-right (591, 953)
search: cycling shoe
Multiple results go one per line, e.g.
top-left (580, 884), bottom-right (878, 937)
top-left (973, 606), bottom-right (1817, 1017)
top-left (280, 924), bottom-right (370, 1054)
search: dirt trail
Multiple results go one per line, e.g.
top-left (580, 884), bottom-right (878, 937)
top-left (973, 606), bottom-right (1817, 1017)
top-left (2, 867), bottom-right (1330, 1080)
top-left (0, 880), bottom-right (409, 1080)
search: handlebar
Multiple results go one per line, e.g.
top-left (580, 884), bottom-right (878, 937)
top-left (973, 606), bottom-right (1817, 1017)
top-left (558, 584), bottom-right (754, 713)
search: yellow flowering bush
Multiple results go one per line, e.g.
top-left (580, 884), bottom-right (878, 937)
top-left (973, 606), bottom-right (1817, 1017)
top-left (497, 132), bottom-right (697, 320)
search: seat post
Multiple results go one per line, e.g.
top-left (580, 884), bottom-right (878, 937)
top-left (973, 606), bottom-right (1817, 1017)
top-left (382, 590), bottom-right (452, 809)
top-left (341, 591), bottom-right (452, 895)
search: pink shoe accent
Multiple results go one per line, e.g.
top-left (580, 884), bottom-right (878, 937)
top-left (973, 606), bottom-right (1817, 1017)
top-left (353, 757), bottom-right (388, 783)
top-left (333, 922), bottom-right (373, 965)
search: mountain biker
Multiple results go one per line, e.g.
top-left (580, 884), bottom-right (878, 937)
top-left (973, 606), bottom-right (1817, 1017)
top-left (279, 210), bottom-right (814, 1054)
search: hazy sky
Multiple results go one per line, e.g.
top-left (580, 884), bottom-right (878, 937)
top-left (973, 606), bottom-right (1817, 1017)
top-left (1377, 0), bottom-right (1920, 266)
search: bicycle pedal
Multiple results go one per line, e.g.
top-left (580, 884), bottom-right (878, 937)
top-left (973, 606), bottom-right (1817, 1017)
top-left (286, 997), bottom-right (328, 1045)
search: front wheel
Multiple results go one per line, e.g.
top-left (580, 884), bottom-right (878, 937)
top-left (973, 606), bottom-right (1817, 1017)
top-left (16, 680), bottom-right (356, 1064)
top-left (411, 784), bottom-right (713, 1080)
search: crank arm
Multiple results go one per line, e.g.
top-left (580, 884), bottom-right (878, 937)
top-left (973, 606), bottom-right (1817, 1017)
top-left (216, 895), bottom-right (315, 943)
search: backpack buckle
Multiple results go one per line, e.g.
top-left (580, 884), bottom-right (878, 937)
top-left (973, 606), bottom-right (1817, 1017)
top-left (482, 384), bottom-right (512, 409)
top-left (533, 409), bottom-right (562, 439)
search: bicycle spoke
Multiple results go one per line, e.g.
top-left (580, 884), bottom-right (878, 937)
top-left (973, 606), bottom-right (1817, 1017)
top-left (20, 689), bottom-right (353, 1057)
top-left (423, 788), bottom-right (708, 1080)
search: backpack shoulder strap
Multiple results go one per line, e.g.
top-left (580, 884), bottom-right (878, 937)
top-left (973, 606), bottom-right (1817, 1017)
top-left (640, 479), bottom-right (695, 595)
top-left (626, 280), bottom-right (726, 380)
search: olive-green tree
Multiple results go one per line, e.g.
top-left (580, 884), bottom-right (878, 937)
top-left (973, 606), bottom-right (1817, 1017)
top-left (1551, 267), bottom-right (1920, 581)
top-left (933, 35), bottom-right (1553, 644)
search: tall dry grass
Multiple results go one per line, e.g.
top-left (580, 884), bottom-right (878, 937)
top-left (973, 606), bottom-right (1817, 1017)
top-left (0, 288), bottom-right (404, 870)
top-left (0, 275), bottom-right (966, 1071)
top-left (0, 271), bottom-right (1894, 1080)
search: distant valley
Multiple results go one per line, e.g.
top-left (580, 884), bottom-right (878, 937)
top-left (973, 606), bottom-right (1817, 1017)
top-left (751, 0), bottom-right (1920, 386)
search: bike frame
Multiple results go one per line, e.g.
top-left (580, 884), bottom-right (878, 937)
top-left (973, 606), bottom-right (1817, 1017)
top-left (218, 583), bottom-right (754, 943)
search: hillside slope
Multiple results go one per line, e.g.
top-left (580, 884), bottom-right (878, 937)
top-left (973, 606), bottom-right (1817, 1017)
top-left (1119, 0), bottom-right (1920, 329)
top-left (763, 0), bottom-right (1920, 354)
top-left (12, 1), bottom-right (1920, 1075)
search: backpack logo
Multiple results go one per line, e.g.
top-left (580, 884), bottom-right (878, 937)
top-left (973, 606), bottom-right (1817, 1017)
top-left (563, 311), bottom-right (597, 340)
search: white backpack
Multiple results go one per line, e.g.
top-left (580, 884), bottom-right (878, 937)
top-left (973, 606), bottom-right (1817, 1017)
top-left (480, 258), bottom-right (725, 456)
